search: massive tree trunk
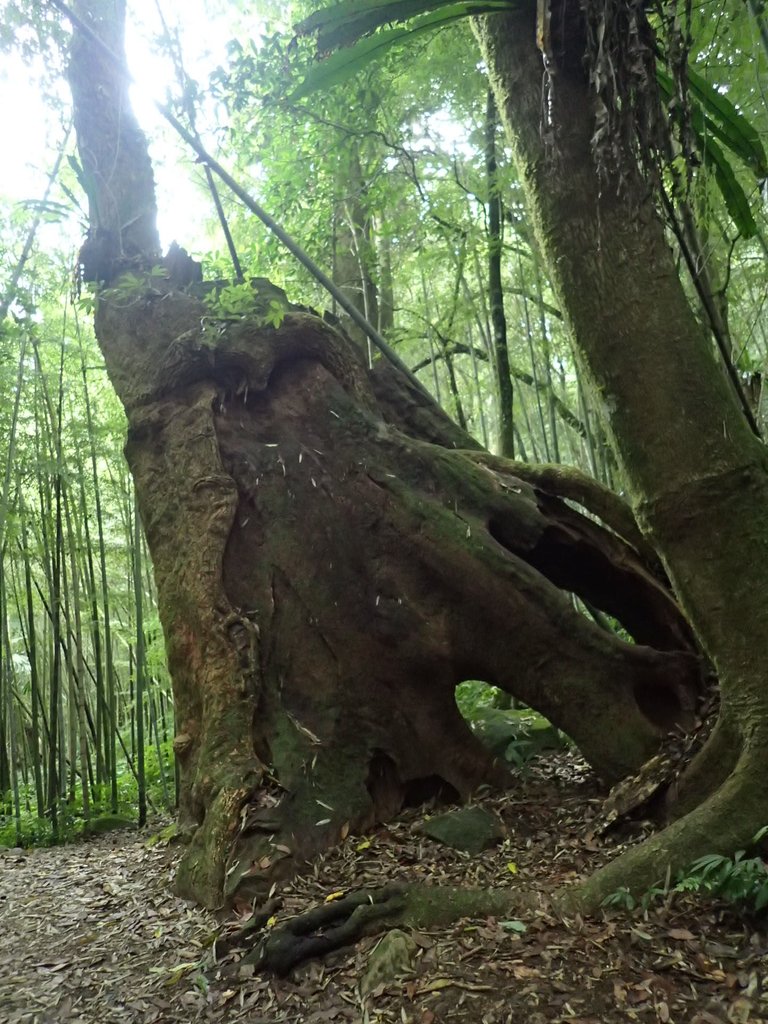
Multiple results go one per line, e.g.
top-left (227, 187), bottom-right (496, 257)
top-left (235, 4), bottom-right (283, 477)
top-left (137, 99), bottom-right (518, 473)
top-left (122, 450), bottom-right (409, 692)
top-left (473, 3), bottom-right (768, 905)
top-left (65, 1), bottom-right (706, 910)
top-left (94, 287), bottom-right (702, 908)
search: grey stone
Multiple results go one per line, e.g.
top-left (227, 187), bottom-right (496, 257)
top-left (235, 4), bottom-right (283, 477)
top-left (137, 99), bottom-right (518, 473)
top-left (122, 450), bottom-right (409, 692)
top-left (360, 928), bottom-right (417, 995)
top-left (421, 806), bottom-right (504, 854)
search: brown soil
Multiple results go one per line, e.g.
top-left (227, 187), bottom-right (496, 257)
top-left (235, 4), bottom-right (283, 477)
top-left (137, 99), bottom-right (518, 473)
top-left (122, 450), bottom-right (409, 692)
top-left (1, 753), bottom-right (765, 1024)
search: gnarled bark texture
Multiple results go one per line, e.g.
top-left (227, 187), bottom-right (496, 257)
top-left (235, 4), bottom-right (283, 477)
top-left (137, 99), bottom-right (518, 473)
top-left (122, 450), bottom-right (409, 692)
top-left (95, 290), bottom-right (700, 907)
top-left (67, 0), bottom-right (715, 913)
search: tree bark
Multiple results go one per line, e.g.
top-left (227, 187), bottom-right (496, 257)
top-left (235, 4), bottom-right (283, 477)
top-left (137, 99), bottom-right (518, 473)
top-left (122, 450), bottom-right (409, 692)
top-left (67, 0), bottom-right (709, 913)
top-left (69, 0), bottom-right (159, 281)
top-left (473, 2), bottom-right (768, 906)
top-left (333, 147), bottom-right (379, 343)
top-left (94, 289), bottom-right (700, 907)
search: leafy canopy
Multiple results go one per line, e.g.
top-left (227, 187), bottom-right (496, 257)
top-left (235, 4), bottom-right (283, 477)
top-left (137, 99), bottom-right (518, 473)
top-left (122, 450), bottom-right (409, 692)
top-left (290, 0), bottom-right (766, 237)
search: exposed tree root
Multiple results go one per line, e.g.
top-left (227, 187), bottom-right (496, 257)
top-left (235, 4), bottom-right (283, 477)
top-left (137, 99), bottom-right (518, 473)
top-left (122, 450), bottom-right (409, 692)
top-left (222, 738), bottom-right (768, 977)
top-left (244, 886), bottom-right (408, 975)
top-left (561, 736), bottom-right (768, 913)
top-left (465, 452), bottom-right (659, 571)
top-left (214, 897), bottom-right (283, 958)
top-left (221, 884), bottom-right (518, 976)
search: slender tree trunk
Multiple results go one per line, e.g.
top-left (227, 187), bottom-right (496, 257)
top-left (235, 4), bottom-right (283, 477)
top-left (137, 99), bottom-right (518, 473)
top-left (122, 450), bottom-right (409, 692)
top-left (132, 482), bottom-right (147, 827)
top-left (1, 571), bottom-right (23, 845)
top-left (64, 480), bottom-right (91, 826)
top-left (333, 148), bottom-right (379, 347)
top-left (377, 226), bottom-right (395, 335)
top-left (485, 89), bottom-right (515, 458)
top-left (19, 496), bottom-right (45, 817)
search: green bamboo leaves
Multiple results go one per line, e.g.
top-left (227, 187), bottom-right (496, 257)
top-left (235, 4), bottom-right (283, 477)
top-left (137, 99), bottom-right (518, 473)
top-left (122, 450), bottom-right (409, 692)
top-left (296, 0), bottom-right (515, 53)
top-left (657, 66), bottom-right (767, 237)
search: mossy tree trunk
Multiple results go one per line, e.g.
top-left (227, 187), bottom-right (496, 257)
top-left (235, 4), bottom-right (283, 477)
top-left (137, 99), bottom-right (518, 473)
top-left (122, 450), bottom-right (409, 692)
top-left (68, 1), bottom-right (706, 911)
top-left (92, 286), bottom-right (701, 907)
top-left (473, 3), bottom-right (768, 906)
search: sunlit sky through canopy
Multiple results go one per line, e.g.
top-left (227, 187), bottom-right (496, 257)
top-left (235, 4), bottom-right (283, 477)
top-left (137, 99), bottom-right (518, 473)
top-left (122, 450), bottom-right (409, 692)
top-left (0, 0), bottom-right (263, 257)
top-left (0, 0), bottom-right (471, 271)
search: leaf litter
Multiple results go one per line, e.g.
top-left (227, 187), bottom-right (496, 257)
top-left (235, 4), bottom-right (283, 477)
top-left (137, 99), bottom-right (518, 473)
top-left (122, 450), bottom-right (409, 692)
top-left (0, 752), bottom-right (766, 1023)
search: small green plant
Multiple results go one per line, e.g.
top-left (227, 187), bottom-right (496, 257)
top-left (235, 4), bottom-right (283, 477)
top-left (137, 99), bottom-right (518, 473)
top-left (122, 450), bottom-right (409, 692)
top-left (0, 738), bottom-right (176, 849)
top-left (102, 266), bottom-right (170, 305)
top-left (603, 827), bottom-right (768, 915)
top-left (673, 827), bottom-right (768, 912)
top-left (202, 279), bottom-right (288, 328)
top-left (0, 799), bottom-right (84, 848)
top-left (455, 680), bottom-right (501, 719)
top-left (455, 683), bottom-right (569, 768)
top-left (602, 883), bottom-right (667, 913)
top-left (602, 886), bottom-right (637, 911)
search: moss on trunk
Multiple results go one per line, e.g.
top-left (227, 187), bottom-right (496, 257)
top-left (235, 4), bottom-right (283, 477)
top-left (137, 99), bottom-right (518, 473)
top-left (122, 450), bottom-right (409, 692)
top-left (93, 291), bottom-right (701, 907)
top-left (473, 4), bottom-right (768, 906)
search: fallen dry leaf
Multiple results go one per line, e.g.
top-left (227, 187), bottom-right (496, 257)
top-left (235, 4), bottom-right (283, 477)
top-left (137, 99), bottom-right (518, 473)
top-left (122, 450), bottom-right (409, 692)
top-left (0, 753), bottom-right (760, 1024)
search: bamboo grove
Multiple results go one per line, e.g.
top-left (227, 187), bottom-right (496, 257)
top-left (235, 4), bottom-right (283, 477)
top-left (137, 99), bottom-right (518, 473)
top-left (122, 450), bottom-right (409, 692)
top-left (0, 226), bottom-right (177, 844)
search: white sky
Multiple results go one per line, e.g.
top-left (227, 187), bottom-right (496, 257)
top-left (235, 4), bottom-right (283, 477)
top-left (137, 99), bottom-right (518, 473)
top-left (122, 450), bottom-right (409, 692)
top-left (125, 0), bottom-right (248, 247)
top-left (0, 0), bottom-right (246, 254)
top-left (0, 2), bottom-right (472, 263)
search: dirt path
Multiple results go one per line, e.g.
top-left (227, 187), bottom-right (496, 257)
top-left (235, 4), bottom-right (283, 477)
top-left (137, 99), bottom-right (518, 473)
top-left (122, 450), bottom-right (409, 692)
top-left (0, 827), bottom-right (216, 1023)
top-left (0, 756), bottom-right (765, 1023)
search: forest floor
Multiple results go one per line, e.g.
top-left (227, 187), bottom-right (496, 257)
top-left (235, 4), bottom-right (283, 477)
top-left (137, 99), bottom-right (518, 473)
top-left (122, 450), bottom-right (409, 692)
top-left (0, 753), bottom-right (765, 1024)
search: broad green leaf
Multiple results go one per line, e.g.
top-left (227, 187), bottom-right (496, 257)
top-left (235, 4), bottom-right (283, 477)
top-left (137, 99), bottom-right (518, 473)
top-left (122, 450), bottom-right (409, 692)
top-left (656, 68), bottom-right (760, 236)
top-left (296, 0), bottom-right (450, 40)
top-left (292, 2), bottom-right (517, 99)
top-left (17, 198), bottom-right (71, 219)
top-left (58, 182), bottom-right (85, 213)
top-left (291, 8), bottom-right (463, 99)
top-left (687, 66), bottom-right (767, 178)
top-left (501, 919), bottom-right (527, 933)
top-left (698, 132), bottom-right (758, 237)
top-left (67, 153), bottom-right (97, 202)
top-left (657, 67), bottom-right (767, 178)
top-left (297, 0), bottom-right (513, 53)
